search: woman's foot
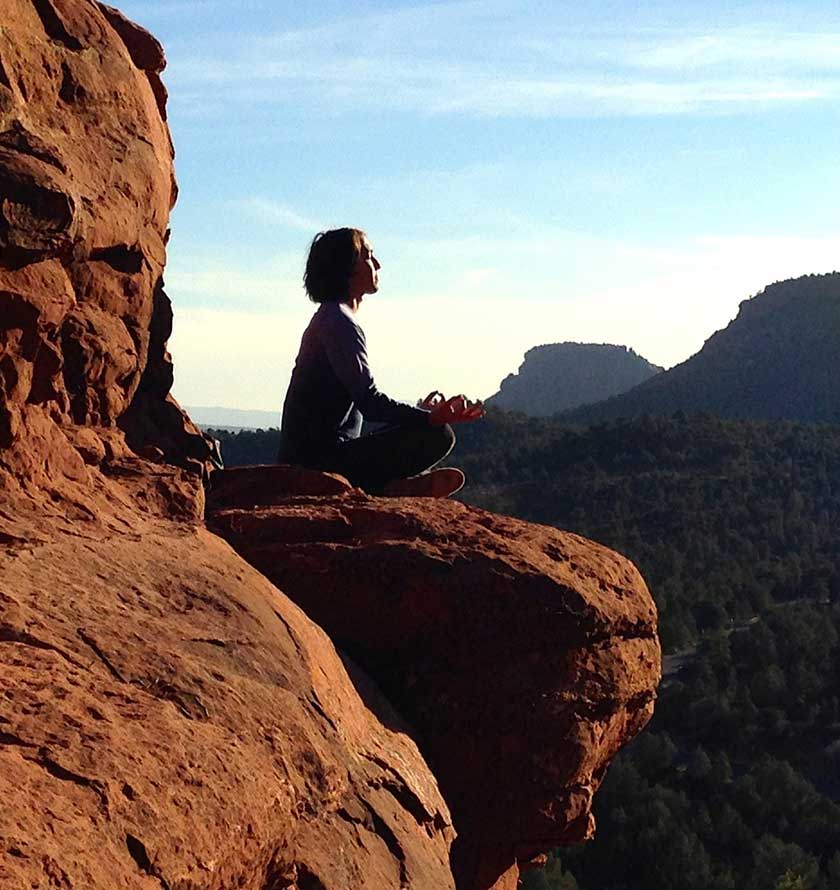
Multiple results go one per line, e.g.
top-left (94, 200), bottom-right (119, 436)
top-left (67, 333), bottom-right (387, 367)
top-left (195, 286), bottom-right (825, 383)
top-left (382, 467), bottom-right (465, 498)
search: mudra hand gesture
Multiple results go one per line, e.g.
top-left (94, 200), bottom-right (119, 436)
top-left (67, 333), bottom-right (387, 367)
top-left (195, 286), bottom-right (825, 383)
top-left (419, 390), bottom-right (485, 425)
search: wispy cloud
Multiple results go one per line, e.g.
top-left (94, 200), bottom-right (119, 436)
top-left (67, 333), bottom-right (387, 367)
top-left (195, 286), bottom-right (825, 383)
top-left (627, 30), bottom-right (840, 71)
top-left (237, 198), bottom-right (324, 232)
top-left (422, 77), bottom-right (828, 116)
top-left (118, 0), bottom-right (228, 22)
top-left (162, 5), bottom-right (840, 119)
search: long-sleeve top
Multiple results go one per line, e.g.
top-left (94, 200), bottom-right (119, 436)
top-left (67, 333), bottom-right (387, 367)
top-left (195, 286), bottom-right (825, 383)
top-left (278, 301), bottom-right (428, 465)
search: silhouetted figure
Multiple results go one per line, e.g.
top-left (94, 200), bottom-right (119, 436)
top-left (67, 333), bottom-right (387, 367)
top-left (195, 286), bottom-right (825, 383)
top-left (278, 228), bottom-right (483, 496)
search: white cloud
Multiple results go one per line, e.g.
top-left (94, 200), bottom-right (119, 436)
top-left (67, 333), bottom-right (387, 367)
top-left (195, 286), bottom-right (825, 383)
top-left (237, 198), bottom-right (324, 232)
top-left (422, 77), bottom-right (829, 117)
top-left (628, 30), bottom-right (840, 71)
top-left (162, 8), bottom-right (840, 118)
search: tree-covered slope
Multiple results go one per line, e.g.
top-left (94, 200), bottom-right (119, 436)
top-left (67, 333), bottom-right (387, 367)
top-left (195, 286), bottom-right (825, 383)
top-left (485, 342), bottom-right (662, 417)
top-left (561, 273), bottom-right (840, 425)
top-left (530, 601), bottom-right (840, 890)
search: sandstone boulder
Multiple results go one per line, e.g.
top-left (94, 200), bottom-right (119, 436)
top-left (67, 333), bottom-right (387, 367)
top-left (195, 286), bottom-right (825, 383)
top-left (0, 515), bottom-right (455, 890)
top-left (210, 491), bottom-right (661, 889)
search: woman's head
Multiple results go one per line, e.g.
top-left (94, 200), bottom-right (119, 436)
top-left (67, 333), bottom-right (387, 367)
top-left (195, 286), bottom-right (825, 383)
top-left (304, 227), bottom-right (375, 303)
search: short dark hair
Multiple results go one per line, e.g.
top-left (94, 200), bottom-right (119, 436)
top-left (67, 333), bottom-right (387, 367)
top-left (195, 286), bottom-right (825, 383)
top-left (303, 228), bottom-right (367, 303)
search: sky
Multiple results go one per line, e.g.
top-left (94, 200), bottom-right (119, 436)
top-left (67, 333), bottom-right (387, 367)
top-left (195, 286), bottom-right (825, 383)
top-left (117, 0), bottom-right (840, 413)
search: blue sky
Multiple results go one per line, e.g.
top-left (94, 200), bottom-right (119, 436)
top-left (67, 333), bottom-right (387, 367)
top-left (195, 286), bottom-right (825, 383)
top-left (118, 0), bottom-right (840, 411)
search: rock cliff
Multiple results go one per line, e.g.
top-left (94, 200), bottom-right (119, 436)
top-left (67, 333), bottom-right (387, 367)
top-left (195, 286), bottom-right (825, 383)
top-left (0, 0), bottom-right (211, 522)
top-left (0, 4), bottom-right (660, 889)
top-left (0, 5), bottom-right (453, 887)
top-left (486, 343), bottom-right (662, 418)
top-left (209, 481), bottom-right (659, 889)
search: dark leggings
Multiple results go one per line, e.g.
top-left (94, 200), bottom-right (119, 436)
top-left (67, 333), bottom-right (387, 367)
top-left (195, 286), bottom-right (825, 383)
top-left (318, 422), bottom-right (455, 493)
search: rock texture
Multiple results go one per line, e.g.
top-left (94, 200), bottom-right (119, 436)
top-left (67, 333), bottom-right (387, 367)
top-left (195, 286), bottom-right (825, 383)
top-left (562, 273), bottom-right (840, 426)
top-left (0, 0), bottom-right (211, 515)
top-left (208, 464), bottom-right (354, 510)
top-left (210, 489), bottom-right (661, 890)
top-left (486, 343), bottom-right (662, 418)
top-left (0, 519), bottom-right (455, 890)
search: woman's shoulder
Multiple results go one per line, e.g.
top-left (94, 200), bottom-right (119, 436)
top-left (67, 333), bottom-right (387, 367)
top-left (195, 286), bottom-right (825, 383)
top-left (317, 301), bottom-right (364, 336)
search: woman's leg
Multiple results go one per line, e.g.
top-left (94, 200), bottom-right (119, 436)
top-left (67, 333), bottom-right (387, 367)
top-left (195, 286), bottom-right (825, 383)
top-left (327, 422), bottom-right (455, 492)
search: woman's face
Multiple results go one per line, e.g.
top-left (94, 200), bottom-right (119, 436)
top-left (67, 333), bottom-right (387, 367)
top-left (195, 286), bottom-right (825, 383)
top-left (348, 237), bottom-right (381, 300)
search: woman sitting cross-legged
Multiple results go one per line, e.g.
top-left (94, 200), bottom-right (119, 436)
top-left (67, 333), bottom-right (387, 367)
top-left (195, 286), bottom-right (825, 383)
top-left (277, 227), bottom-right (483, 498)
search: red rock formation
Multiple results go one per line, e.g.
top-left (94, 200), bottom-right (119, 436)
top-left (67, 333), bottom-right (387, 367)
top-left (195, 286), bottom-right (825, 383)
top-left (1, 4), bottom-right (660, 889)
top-left (0, 5), bottom-right (455, 888)
top-left (0, 0), bottom-right (210, 520)
top-left (210, 491), bottom-right (661, 889)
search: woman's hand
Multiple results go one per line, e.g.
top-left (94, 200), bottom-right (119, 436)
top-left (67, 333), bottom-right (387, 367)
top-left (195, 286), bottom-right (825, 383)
top-left (418, 390), bottom-right (445, 410)
top-left (428, 393), bottom-right (485, 425)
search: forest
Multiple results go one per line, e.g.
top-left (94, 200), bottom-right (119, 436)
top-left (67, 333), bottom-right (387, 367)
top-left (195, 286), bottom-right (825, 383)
top-left (208, 410), bottom-right (840, 889)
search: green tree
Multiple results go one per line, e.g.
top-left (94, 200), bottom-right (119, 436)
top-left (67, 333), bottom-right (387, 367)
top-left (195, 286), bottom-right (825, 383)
top-left (748, 835), bottom-right (819, 890)
top-left (775, 871), bottom-right (809, 890)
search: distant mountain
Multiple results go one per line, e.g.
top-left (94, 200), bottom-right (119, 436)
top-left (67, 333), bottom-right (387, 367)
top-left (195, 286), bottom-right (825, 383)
top-left (485, 343), bottom-right (663, 417)
top-left (186, 406), bottom-right (279, 430)
top-left (561, 272), bottom-right (840, 425)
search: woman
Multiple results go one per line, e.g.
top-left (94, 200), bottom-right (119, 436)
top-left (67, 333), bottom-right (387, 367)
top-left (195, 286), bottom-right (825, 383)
top-left (278, 228), bottom-right (483, 497)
